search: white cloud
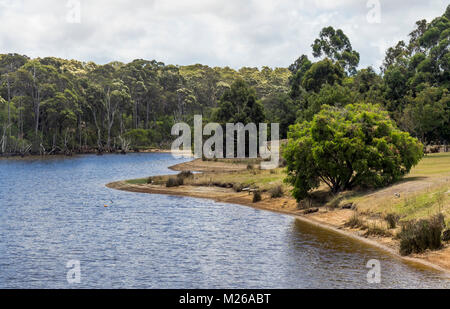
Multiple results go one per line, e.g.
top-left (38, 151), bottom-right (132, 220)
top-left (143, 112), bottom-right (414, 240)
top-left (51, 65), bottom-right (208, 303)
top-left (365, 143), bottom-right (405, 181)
top-left (0, 0), bottom-right (448, 70)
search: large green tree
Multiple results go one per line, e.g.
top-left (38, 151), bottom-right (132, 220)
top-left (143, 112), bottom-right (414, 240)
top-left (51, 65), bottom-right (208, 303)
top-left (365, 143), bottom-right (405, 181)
top-left (381, 5), bottom-right (450, 143)
top-left (284, 103), bottom-right (423, 201)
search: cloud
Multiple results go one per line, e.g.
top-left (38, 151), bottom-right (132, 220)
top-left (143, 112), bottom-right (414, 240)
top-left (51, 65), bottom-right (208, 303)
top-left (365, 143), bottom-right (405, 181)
top-left (0, 0), bottom-right (448, 70)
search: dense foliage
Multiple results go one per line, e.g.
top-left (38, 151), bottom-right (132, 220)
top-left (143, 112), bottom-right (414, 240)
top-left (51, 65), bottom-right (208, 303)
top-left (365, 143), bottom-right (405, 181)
top-left (0, 5), bottom-right (448, 157)
top-left (0, 57), bottom-right (289, 154)
top-left (281, 6), bottom-right (449, 199)
top-left (284, 103), bottom-right (423, 201)
top-left (214, 79), bottom-right (265, 125)
top-left (288, 6), bottom-right (450, 145)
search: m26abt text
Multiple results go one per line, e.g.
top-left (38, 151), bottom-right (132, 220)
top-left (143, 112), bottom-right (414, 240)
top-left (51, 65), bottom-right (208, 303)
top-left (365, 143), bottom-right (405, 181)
top-left (223, 293), bottom-right (271, 305)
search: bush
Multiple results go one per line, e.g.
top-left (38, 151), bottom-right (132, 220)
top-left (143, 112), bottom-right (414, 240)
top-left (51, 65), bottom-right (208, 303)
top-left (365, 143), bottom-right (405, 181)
top-left (345, 213), bottom-right (364, 229)
top-left (147, 177), bottom-right (153, 184)
top-left (269, 186), bottom-right (284, 198)
top-left (398, 214), bottom-right (445, 256)
top-left (253, 190), bottom-right (262, 203)
top-left (166, 177), bottom-right (184, 187)
top-left (247, 164), bottom-right (254, 170)
top-left (385, 213), bottom-right (400, 229)
top-left (365, 224), bottom-right (391, 237)
top-left (233, 183), bottom-right (243, 192)
top-left (327, 195), bottom-right (343, 209)
top-left (177, 171), bottom-right (193, 179)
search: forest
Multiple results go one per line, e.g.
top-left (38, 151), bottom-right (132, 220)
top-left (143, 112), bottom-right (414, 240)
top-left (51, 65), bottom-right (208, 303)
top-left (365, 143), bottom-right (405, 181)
top-left (0, 5), bottom-right (449, 156)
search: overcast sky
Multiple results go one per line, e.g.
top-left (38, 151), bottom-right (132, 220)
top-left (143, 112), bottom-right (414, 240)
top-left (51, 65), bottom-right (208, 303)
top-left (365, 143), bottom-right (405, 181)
top-left (0, 0), bottom-right (448, 70)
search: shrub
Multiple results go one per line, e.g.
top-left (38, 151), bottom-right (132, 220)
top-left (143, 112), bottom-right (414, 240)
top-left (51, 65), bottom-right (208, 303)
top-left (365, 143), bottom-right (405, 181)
top-left (345, 213), bottom-right (364, 229)
top-left (147, 177), bottom-right (153, 184)
top-left (253, 190), bottom-right (262, 203)
top-left (166, 177), bottom-right (184, 187)
top-left (398, 214), bottom-right (445, 256)
top-left (233, 183), bottom-right (243, 192)
top-left (177, 171), bottom-right (193, 179)
top-left (247, 164), bottom-right (254, 170)
top-left (123, 129), bottom-right (149, 147)
top-left (385, 213), bottom-right (400, 229)
top-left (365, 224), bottom-right (391, 237)
top-left (327, 195), bottom-right (343, 209)
top-left (269, 186), bottom-right (284, 198)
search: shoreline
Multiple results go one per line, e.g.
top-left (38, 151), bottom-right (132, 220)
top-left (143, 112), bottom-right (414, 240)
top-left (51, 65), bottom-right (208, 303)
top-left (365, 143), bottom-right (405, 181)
top-left (106, 159), bottom-right (450, 277)
top-left (0, 149), bottom-right (172, 160)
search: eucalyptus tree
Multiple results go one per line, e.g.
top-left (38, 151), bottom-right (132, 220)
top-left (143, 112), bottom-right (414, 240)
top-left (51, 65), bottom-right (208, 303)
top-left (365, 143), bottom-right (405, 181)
top-left (312, 26), bottom-right (360, 75)
top-left (381, 4), bottom-right (450, 143)
top-left (119, 60), bottom-right (149, 129)
top-left (12, 60), bottom-right (61, 152)
top-left (105, 79), bottom-right (131, 151)
top-left (0, 54), bottom-right (28, 151)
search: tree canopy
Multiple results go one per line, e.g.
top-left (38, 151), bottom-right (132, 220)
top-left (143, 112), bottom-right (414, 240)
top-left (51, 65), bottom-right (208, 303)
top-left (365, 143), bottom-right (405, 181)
top-left (0, 55), bottom-right (288, 155)
top-left (284, 103), bottom-right (423, 201)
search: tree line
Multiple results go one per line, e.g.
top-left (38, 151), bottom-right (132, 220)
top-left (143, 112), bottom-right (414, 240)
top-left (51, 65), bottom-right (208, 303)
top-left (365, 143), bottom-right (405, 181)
top-left (0, 55), bottom-right (289, 155)
top-left (0, 5), bottom-right (449, 156)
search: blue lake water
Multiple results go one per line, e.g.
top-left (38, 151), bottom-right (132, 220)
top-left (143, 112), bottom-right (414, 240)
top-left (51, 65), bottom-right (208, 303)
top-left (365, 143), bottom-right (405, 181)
top-left (0, 153), bottom-right (449, 288)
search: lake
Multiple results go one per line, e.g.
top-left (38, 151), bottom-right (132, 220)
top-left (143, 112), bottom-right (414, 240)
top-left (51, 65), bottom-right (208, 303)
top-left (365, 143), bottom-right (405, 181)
top-left (0, 153), bottom-right (449, 288)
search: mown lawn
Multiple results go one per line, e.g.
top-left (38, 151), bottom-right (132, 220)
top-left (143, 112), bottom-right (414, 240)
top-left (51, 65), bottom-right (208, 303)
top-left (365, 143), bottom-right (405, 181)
top-left (407, 153), bottom-right (450, 177)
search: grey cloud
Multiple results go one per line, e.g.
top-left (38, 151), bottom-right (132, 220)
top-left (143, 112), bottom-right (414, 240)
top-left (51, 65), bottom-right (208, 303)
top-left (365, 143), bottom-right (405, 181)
top-left (0, 0), bottom-right (448, 70)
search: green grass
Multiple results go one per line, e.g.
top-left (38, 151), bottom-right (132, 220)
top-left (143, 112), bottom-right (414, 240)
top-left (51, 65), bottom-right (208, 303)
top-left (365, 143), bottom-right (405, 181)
top-left (126, 178), bottom-right (148, 185)
top-left (393, 186), bottom-right (450, 223)
top-left (346, 153), bottom-right (450, 224)
top-left (188, 168), bottom-right (287, 191)
top-left (408, 153), bottom-right (450, 176)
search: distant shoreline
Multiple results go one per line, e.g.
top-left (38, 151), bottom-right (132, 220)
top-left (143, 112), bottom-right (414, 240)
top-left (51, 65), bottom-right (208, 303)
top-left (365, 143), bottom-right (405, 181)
top-left (0, 148), bottom-right (173, 160)
top-left (107, 158), bottom-right (450, 277)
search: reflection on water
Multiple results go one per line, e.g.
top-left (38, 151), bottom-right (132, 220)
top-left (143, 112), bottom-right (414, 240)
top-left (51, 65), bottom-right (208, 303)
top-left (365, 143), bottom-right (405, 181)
top-left (287, 220), bottom-right (449, 288)
top-left (0, 153), bottom-right (449, 288)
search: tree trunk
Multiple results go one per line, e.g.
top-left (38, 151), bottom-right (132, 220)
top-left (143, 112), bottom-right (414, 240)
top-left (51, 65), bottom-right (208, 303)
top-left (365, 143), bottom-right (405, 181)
top-left (6, 74), bottom-right (11, 147)
top-left (134, 99), bottom-right (138, 129)
top-left (105, 88), bottom-right (116, 152)
top-left (32, 66), bottom-right (41, 150)
top-left (146, 101), bottom-right (149, 129)
top-left (92, 109), bottom-right (102, 151)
